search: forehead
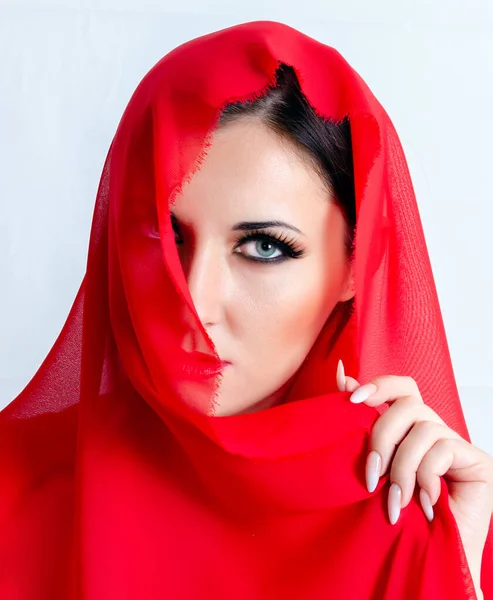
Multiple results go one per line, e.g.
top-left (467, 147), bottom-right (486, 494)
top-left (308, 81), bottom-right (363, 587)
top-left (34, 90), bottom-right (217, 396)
top-left (171, 119), bottom-right (329, 220)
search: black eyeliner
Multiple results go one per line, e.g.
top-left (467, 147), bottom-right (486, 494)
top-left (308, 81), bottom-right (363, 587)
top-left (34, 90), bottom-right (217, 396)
top-left (233, 230), bottom-right (306, 263)
top-left (170, 214), bottom-right (307, 263)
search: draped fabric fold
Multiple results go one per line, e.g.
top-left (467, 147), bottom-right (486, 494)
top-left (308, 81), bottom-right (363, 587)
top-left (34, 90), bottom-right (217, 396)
top-left (1, 20), bottom-right (491, 599)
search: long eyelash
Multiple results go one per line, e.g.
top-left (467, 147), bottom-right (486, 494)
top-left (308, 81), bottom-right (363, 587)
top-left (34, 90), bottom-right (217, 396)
top-left (234, 229), bottom-right (307, 260)
top-left (171, 217), bottom-right (307, 262)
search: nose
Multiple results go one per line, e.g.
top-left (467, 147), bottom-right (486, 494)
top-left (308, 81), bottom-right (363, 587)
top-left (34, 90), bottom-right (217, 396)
top-left (183, 242), bottom-right (224, 328)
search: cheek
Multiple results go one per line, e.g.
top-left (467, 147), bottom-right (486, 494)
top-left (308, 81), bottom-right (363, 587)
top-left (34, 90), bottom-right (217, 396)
top-left (233, 259), bottom-right (344, 363)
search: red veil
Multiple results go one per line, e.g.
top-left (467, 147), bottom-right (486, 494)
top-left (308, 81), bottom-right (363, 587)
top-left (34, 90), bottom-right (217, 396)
top-left (0, 20), bottom-right (491, 599)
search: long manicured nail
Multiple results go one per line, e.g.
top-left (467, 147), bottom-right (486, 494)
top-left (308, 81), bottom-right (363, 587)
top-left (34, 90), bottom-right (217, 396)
top-left (388, 483), bottom-right (402, 525)
top-left (350, 383), bottom-right (377, 404)
top-left (365, 450), bottom-right (382, 493)
top-left (420, 488), bottom-right (434, 522)
top-left (336, 359), bottom-right (346, 392)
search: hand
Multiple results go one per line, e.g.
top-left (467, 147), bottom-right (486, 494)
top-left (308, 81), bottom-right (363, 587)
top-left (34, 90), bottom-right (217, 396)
top-left (336, 359), bottom-right (493, 593)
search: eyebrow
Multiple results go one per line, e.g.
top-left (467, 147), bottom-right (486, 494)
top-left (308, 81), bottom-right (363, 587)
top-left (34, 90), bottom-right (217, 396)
top-left (170, 212), bottom-right (304, 236)
top-left (233, 221), bottom-right (304, 235)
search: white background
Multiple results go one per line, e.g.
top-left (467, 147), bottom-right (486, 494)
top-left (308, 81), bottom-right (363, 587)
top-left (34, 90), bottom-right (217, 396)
top-left (1, 1), bottom-right (492, 453)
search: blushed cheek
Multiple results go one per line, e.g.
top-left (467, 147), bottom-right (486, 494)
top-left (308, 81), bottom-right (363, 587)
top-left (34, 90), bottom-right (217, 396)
top-left (278, 288), bottom-right (333, 350)
top-left (214, 277), bottom-right (339, 414)
top-left (243, 277), bottom-right (337, 370)
top-left (281, 266), bottom-right (339, 320)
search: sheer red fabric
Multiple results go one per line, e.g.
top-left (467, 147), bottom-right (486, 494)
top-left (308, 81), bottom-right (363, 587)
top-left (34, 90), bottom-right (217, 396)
top-left (1, 20), bottom-right (491, 599)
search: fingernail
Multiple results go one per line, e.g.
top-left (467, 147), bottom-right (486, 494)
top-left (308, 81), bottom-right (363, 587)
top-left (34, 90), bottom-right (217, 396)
top-left (365, 450), bottom-right (381, 493)
top-left (350, 383), bottom-right (377, 404)
top-left (420, 488), bottom-right (434, 522)
top-left (336, 359), bottom-right (346, 392)
top-left (388, 483), bottom-right (402, 525)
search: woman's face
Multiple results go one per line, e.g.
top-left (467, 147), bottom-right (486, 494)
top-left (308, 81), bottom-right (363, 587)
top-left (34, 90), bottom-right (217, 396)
top-left (170, 118), bottom-right (354, 416)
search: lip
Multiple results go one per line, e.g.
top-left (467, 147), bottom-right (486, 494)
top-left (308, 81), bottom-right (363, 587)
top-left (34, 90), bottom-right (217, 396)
top-left (178, 350), bottom-right (231, 380)
top-left (182, 350), bottom-right (230, 363)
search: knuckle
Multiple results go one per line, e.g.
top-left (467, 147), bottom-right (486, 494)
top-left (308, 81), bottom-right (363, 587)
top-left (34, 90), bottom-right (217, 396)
top-left (413, 419), bottom-right (439, 438)
top-left (433, 437), bottom-right (455, 454)
top-left (401, 376), bottom-right (422, 400)
top-left (403, 375), bottom-right (418, 390)
top-left (400, 393), bottom-right (420, 407)
top-left (377, 374), bottom-right (399, 386)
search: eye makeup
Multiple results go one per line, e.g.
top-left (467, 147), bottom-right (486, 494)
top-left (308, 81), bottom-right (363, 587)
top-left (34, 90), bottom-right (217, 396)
top-left (170, 213), bottom-right (307, 264)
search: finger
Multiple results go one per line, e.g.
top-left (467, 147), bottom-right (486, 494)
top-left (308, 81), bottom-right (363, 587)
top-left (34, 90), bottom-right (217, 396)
top-left (345, 377), bottom-right (360, 393)
top-left (417, 438), bottom-right (493, 504)
top-left (368, 400), bottom-right (447, 486)
top-left (416, 439), bottom-right (493, 570)
top-left (335, 359), bottom-right (360, 392)
top-left (349, 375), bottom-right (423, 407)
top-left (387, 420), bottom-right (462, 510)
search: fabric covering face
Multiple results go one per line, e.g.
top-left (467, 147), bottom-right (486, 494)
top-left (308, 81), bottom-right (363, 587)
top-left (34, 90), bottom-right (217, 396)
top-left (0, 20), bottom-right (491, 599)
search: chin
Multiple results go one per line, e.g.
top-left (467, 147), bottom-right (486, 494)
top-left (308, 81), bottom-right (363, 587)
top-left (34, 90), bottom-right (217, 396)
top-left (209, 386), bottom-right (259, 417)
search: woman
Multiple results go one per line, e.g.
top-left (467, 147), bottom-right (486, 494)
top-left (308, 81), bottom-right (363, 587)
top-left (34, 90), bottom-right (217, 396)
top-left (0, 20), bottom-right (492, 599)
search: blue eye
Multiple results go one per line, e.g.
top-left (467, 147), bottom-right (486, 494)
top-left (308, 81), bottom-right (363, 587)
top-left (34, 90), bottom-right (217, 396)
top-left (170, 216), bottom-right (306, 264)
top-left (233, 231), bottom-right (306, 264)
top-left (239, 237), bottom-right (282, 260)
top-left (234, 234), bottom-right (288, 262)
